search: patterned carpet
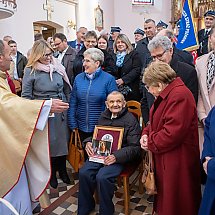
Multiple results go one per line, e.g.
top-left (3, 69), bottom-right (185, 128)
top-left (33, 165), bottom-right (153, 215)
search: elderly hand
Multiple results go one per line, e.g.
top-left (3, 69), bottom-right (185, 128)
top-left (104, 154), bottom-right (116, 166)
top-left (116, 78), bottom-right (124, 86)
top-left (50, 99), bottom-right (69, 113)
top-left (203, 156), bottom-right (213, 174)
top-left (140, 134), bottom-right (148, 151)
top-left (85, 142), bottom-right (94, 157)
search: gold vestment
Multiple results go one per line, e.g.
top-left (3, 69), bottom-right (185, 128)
top-left (0, 71), bottom-right (50, 201)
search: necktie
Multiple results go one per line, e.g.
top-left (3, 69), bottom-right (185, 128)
top-left (5, 71), bottom-right (16, 94)
top-left (77, 43), bottom-right (81, 51)
top-left (205, 30), bottom-right (208, 36)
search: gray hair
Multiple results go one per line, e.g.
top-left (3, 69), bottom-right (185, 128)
top-left (84, 48), bottom-right (104, 65)
top-left (0, 40), bottom-right (5, 55)
top-left (148, 35), bottom-right (172, 52)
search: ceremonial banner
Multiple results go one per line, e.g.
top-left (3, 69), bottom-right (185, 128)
top-left (176, 0), bottom-right (199, 51)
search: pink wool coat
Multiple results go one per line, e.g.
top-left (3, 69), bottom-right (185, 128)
top-left (142, 78), bottom-right (201, 215)
top-left (196, 52), bottom-right (215, 154)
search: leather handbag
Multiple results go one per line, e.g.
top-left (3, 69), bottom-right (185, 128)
top-left (142, 151), bottom-right (157, 195)
top-left (13, 80), bottom-right (21, 93)
top-left (67, 129), bottom-right (84, 172)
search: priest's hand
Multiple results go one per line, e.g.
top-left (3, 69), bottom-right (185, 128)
top-left (104, 155), bottom-right (116, 166)
top-left (51, 99), bottom-right (69, 113)
top-left (85, 142), bottom-right (94, 157)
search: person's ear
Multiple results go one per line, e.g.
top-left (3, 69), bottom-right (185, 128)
top-left (122, 100), bottom-right (126, 108)
top-left (105, 100), bottom-right (109, 109)
top-left (169, 47), bottom-right (173, 55)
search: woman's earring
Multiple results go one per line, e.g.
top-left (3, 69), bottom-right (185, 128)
top-left (158, 88), bottom-right (161, 92)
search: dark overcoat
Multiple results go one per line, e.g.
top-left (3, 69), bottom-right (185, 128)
top-left (199, 107), bottom-right (215, 215)
top-left (112, 50), bottom-right (142, 101)
top-left (142, 78), bottom-right (201, 215)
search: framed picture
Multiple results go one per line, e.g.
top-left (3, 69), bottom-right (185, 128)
top-left (132, 0), bottom-right (154, 5)
top-left (93, 126), bottom-right (124, 152)
top-left (94, 5), bottom-right (104, 30)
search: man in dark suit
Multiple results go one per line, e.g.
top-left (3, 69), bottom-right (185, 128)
top-left (132, 28), bottom-right (145, 48)
top-left (8, 40), bottom-right (27, 95)
top-left (136, 19), bottom-right (156, 70)
top-left (156, 20), bottom-right (168, 32)
top-left (53, 33), bottom-right (77, 86)
top-left (8, 40), bottom-right (27, 80)
top-left (197, 10), bottom-right (215, 56)
top-left (108, 26), bottom-right (121, 50)
top-left (67, 27), bottom-right (87, 51)
top-left (141, 36), bottom-right (198, 125)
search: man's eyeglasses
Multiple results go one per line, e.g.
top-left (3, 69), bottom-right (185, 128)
top-left (151, 49), bottom-right (168, 61)
top-left (43, 52), bottom-right (53, 58)
top-left (54, 41), bottom-right (62, 47)
top-left (85, 40), bottom-right (97, 45)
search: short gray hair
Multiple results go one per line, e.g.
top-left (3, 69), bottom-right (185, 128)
top-left (148, 36), bottom-right (172, 52)
top-left (84, 48), bottom-right (104, 65)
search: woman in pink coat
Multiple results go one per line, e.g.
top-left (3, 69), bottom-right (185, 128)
top-left (140, 61), bottom-right (201, 215)
top-left (196, 24), bottom-right (215, 154)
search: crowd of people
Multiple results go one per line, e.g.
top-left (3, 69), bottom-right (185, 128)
top-left (1, 9), bottom-right (215, 215)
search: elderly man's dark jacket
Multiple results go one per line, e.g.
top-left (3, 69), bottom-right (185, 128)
top-left (16, 51), bottom-right (27, 78)
top-left (84, 107), bottom-right (141, 164)
top-left (141, 53), bottom-right (198, 124)
top-left (60, 46), bottom-right (77, 85)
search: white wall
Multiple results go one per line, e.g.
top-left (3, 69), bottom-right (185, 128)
top-left (0, 0), bottom-right (171, 54)
top-left (77, 0), bottom-right (170, 40)
top-left (0, 0), bottom-right (76, 55)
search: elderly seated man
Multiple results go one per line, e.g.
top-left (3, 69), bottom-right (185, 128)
top-left (78, 91), bottom-right (141, 215)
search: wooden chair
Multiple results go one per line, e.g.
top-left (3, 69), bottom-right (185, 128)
top-left (117, 100), bottom-right (144, 215)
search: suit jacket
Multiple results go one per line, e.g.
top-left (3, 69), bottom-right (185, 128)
top-left (196, 51), bottom-right (215, 121)
top-left (197, 29), bottom-right (210, 56)
top-left (68, 40), bottom-right (83, 50)
top-left (141, 53), bottom-right (198, 124)
top-left (16, 51), bottom-right (27, 78)
top-left (142, 78), bottom-right (201, 215)
top-left (61, 46), bottom-right (77, 85)
top-left (173, 46), bottom-right (194, 66)
top-left (135, 37), bottom-right (152, 69)
top-left (112, 50), bottom-right (142, 101)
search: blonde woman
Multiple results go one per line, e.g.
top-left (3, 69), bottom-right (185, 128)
top-left (112, 34), bottom-right (142, 101)
top-left (21, 39), bottom-right (72, 189)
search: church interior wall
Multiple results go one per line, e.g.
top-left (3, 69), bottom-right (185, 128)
top-left (0, 0), bottom-right (172, 55)
top-left (0, 0), bottom-right (76, 55)
top-left (112, 0), bottom-right (171, 43)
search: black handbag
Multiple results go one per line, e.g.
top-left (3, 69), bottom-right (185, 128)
top-left (118, 85), bottom-right (132, 96)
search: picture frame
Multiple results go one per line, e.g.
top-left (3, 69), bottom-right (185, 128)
top-left (94, 5), bottom-right (104, 30)
top-left (93, 125), bottom-right (124, 152)
top-left (132, 0), bottom-right (154, 5)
